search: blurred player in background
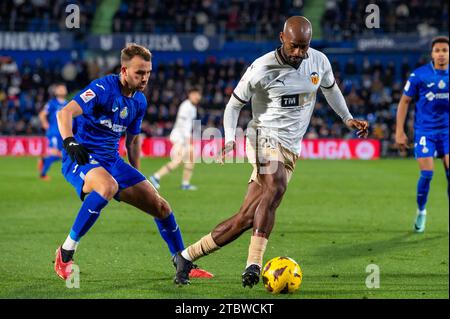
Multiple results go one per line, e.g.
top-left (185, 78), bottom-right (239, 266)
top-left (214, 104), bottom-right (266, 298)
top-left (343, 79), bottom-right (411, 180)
top-left (149, 88), bottom-right (201, 191)
top-left (173, 16), bottom-right (369, 286)
top-left (396, 36), bottom-right (449, 233)
top-left (53, 43), bottom-right (211, 281)
top-left (37, 83), bottom-right (67, 180)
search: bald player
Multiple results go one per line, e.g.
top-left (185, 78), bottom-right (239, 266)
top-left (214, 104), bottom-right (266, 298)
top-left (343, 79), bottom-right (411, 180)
top-left (172, 16), bottom-right (369, 287)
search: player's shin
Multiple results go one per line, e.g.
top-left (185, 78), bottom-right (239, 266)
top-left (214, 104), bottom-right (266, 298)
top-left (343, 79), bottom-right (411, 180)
top-left (181, 233), bottom-right (220, 261)
top-left (182, 163), bottom-right (194, 186)
top-left (41, 155), bottom-right (61, 176)
top-left (62, 191), bottom-right (109, 261)
top-left (417, 170), bottom-right (433, 212)
top-left (246, 233), bottom-right (268, 268)
top-left (154, 212), bottom-right (185, 256)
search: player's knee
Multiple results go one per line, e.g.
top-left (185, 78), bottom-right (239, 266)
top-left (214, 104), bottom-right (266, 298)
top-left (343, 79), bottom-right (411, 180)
top-left (265, 178), bottom-right (287, 199)
top-left (184, 162), bottom-right (195, 170)
top-left (154, 197), bottom-right (172, 219)
top-left (97, 179), bottom-right (119, 200)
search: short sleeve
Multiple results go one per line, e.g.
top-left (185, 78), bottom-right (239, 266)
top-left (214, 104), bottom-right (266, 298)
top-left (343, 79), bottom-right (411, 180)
top-left (233, 64), bottom-right (258, 103)
top-left (403, 72), bottom-right (420, 97)
top-left (320, 55), bottom-right (336, 89)
top-left (73, 80), bottom-right (106, 115)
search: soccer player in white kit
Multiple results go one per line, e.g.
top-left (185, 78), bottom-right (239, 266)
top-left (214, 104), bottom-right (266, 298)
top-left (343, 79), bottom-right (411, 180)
top-left (172, 16), bottom-right (369, 286)
top-left (149, 88), bottom-right (201, 190)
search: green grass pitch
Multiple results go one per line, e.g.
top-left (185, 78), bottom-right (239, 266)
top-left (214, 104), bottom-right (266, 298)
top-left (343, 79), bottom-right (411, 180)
top-left (0, 157), bottom-right (448, 299)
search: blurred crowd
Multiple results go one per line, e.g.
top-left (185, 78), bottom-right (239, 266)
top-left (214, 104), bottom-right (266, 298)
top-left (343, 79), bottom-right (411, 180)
top-left (1, 53), bottom-right (427, 157)
top-left (113, 0), bottom-right (304, 40)
top-left (2, 0), bottom-right (443, 158)
top-left (1, 0), bottom-right (449, 44)
top-left (2, 0), bottom-right (447, 41)
top-left (0, 0), bottom-right (99, 35)
top-left (322, 0), bottom-right (448, 40)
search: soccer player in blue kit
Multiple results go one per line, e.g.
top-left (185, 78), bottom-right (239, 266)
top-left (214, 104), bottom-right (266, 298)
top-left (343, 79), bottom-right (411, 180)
top-left (396, 36), bottom-right (449, 233)
top-left (38, 83), bottom-right (67, 180)
top-left (54, 43), bottom-right (212, 281)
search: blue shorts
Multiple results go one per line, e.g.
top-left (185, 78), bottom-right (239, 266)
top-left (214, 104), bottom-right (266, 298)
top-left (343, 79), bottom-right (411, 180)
top-left (61, 153), bottom-right (146, 201)
top-left (414, 131), bottom-right (449, 159)
top-left (47, 134), bottom-right (63, 152)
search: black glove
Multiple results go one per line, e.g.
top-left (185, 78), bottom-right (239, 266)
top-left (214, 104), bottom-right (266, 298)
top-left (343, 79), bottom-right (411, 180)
top-left (63, 137), bottom-right (90, 165)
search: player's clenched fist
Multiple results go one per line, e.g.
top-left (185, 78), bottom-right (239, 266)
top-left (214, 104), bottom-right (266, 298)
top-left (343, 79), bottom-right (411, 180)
top-left (345, 119), bottom-right (369, 138)
top-left (63, 137), bottom-right (90, 165)
top-left (216, 141), bottom-right (236, 165)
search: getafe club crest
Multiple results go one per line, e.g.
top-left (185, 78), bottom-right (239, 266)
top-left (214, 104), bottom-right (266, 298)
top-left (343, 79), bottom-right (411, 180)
top-left (310, 72), bottom-right (319, 85)
top-left (120, 106), bottom-right (128, 119)
top-left (438, 80), bottom-right (446, 89)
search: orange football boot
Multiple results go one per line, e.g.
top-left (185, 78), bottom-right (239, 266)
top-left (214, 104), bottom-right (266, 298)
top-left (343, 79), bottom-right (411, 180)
top-left (54, 246), bottom-right (73, 280)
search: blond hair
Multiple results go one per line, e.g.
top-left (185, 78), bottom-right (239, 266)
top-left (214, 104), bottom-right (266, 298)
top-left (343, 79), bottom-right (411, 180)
top-left (120, 43), bottom-right (152, 64)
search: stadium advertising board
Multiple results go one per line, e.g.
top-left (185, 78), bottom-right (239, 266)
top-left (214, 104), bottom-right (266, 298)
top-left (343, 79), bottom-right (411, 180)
top-left (356, 36), bottom-right (432, 51)
top-left (0, 32), bottom-right (74, 50)
top-left (87, 34), bottom-right (223, 51)
top-left (0, 137), bottom-right (380, 160)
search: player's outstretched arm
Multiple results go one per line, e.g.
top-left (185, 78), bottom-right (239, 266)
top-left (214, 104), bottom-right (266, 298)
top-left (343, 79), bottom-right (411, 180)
top-left (57, 100), bottom-right (90, 165)
top-left (125, 133), bottom-right (140, 170)
top-left (395, 94), bottom-right (412, 152)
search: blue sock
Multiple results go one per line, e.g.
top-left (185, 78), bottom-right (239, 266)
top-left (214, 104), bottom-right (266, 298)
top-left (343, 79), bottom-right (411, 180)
top-left (41, 155), bottom-right (60, 176)
top-left (417, 170), bottom-right (433, 211)
top-left (154, 212), bottom-right (185, 256)
top-left (69, 191), bottom-right (109, 241)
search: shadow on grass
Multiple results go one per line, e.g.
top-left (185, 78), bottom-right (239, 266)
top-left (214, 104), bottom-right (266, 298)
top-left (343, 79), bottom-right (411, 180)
top-left (310, 231), bottom-right (448, 262)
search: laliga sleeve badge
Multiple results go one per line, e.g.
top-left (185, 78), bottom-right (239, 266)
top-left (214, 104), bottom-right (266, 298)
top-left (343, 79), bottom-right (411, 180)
top-left (80, 89), bottom-right (96, 103)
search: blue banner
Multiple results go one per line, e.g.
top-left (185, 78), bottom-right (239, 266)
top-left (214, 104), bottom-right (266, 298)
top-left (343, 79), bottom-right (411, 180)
top-left (356, 36), bottom-right (440, 51)
top-left (87, 34), bottom-right (223, 52)
top-left (0, 32), bottom-right (74, 51)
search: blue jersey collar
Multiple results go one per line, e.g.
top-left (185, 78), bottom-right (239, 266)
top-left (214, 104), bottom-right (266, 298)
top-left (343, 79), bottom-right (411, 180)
top-left (430, 61), bottom-right (449, 75)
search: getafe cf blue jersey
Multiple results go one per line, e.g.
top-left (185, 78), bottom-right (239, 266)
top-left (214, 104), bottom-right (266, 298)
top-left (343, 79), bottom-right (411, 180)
top-left (72, 74), bottom-right (147, 161)
top-left (403, 62), bottom-right (449, 134)
top-left (45, 97), bottom-right (67, 137)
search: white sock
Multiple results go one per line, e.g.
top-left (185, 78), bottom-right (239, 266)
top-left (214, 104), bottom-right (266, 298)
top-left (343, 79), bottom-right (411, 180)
top-left (181, 249), bottom-right (192, 261)
top-left (417, 209), bottom-right (427, 216)
top-left (62, 235), bottom-right (79, 251)
top-left (154, 173), bottom-right (160, 180)
top-left (182, 181), bottom-right (190, 186)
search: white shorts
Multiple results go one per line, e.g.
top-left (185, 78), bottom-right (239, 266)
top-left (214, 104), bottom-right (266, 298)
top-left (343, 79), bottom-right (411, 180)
top-left (246, 133), bottom-right (298, 185)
